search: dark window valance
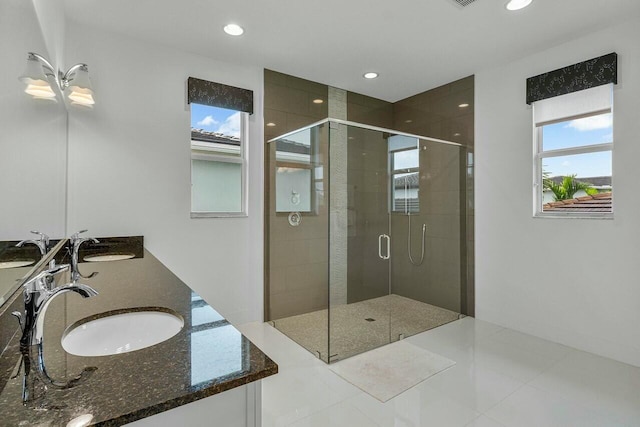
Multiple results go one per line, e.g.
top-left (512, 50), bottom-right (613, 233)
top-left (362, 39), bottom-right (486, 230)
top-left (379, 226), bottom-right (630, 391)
top-left (526, 52), bottom-right (617, 105)
top-left (187, 77), bottom-right (253, 114)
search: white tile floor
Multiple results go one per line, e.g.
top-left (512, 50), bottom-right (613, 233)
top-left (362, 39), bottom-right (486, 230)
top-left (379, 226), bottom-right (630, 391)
top-left (238, 318), bottom-right (640, 427)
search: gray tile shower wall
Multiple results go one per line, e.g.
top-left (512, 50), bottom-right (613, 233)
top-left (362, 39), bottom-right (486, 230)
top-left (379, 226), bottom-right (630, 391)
top-left (393, 76), bottom-right (474, 148)
top-left (390, 140), bottom-right (463, 313)
top-left (392, 76), bottom-right (474, 316)
top-left (264, 70), bottom-right (330, 321)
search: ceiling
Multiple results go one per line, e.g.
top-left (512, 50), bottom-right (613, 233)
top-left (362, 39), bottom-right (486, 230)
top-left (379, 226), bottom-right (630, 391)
top-left (64, 0), bottom-right (640, 102)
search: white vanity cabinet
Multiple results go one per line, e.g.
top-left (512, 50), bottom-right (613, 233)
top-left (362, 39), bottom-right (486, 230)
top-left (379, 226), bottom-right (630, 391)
top-left (127, 381), bottom-right (261, 427)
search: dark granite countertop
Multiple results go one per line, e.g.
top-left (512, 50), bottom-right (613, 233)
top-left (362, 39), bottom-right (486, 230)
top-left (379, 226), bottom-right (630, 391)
top-left (0, 248), bottom-right (277, 426)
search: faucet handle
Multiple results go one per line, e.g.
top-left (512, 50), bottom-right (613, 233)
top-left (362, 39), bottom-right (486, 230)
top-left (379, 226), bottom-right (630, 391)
top-left (11, 311), bottom-right (24, 333)
top-left (46, 263), bottom-right (71, 275)
top-left (70, 230), bottom-right (89, 243)
top-left (70, 230), bottom-right (99, 248)
top-left (23, 264), bottom-right (70, 294)
top-left (29, 231), bottom-right (50, 243)
top-left (31, 231), bottom-right (50, 251)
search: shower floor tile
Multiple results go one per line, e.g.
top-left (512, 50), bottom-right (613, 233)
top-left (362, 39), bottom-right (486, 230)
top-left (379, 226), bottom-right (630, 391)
top-left (271, 294), bottom-right (459, 362)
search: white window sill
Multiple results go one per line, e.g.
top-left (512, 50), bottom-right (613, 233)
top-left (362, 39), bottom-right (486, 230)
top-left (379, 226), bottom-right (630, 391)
top-left (191, 212), bottom-right (248, 218)
top-left (533, 213), bottom-right (613, 220)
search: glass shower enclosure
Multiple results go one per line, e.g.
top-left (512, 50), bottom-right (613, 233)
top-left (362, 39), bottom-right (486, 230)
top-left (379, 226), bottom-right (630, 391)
top-left (266, 119), bottom-right (465, 363)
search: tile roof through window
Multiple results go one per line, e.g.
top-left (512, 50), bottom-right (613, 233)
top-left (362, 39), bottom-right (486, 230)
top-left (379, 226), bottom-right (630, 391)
top-left (542, 192), bottom-right (612, 213)
top-left (191, 129), bottom-right (240, 146)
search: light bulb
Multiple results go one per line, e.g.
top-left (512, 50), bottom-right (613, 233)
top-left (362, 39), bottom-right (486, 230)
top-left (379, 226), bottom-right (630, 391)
top-left (506, 0), bottom-right (533, 11)
top-left (224, 24), bottom-right (244, 36)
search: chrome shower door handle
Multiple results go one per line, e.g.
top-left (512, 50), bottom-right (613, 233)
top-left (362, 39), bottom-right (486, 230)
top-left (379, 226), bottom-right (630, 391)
top-left (383, 234), bottom-right (390, 260)
top-left (378, 234), bottom-right (390, 260)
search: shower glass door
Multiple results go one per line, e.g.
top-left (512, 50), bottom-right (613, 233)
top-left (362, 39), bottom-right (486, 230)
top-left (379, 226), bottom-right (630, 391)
top-left (388, 137), bottom-right (462, 342)
top-left (328, 123), bottom-right (393, 362)
top-left (328, 122), bottom-right (462, 363)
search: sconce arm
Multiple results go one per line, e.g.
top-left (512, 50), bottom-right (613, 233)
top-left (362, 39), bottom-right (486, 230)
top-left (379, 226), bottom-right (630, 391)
top-left (61, 63), bottom-right (89, 89)
top-left (27, 52), bottom-right (55, 74)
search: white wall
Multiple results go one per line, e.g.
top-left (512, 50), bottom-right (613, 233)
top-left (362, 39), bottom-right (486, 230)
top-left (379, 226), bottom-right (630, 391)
top-left (0, 0), bottom-right (67, 240)
top-left (476, 19), bottom-right (640, 366)
top-left (65, 22), bottom-right (264, 325)
top-left (31, 0), bottom-right (65, 69)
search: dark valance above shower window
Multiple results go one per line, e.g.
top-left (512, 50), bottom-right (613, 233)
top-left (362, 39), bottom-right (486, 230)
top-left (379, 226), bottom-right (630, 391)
top-left (187, 77), bottom-right (254, 114)
top-left (526, 52), bottom-right (617, 105)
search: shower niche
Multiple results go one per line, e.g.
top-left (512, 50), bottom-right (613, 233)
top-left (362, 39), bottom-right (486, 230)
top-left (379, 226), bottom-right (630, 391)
top-left (266, 118), bottom-right (467, 363)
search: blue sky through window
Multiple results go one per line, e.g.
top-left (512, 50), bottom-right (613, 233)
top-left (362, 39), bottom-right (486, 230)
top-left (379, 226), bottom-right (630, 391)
top-left (543, 151), bottom-right (612, 179)
top-left (542, 113), bottom-right (612, 178)
top-left (191, 104), bottom-right (241, 138)
top-left (394, 149), bottom-right (419, 171)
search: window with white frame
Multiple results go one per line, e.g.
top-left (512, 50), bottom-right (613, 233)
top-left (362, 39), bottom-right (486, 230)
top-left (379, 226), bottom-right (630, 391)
top-left (533, 84), bottom-right (613, 217)
top-left (190, 104), bottom-right (248, 216)
top-left (187, 76), bottom-right (253, 218)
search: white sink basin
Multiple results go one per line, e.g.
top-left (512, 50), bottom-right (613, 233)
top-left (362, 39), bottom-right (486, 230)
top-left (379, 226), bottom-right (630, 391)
top-left (0, 260), bottom-right (35, 269)
top-left (62, 309), bottom-right (183, 357)
top-left (84, 253), bottom-right (135, 262)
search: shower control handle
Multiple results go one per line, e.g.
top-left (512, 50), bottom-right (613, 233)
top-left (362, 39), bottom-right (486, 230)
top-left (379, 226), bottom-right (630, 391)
top-left (378, 234), bottom-right (390, 260)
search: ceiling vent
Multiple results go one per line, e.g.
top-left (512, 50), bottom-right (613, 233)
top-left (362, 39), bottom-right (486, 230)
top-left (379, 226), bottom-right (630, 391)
top-left (451, 0), bottom-right (478, 7)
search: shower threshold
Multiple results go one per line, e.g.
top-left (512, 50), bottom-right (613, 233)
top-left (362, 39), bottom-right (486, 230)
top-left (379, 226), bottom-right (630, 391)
top-left (272, 294), bottom-right (459, 363)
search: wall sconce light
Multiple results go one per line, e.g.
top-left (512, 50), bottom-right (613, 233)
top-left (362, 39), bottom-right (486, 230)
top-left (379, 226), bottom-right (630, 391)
top-left (19, 52), bottom-right (95, 107)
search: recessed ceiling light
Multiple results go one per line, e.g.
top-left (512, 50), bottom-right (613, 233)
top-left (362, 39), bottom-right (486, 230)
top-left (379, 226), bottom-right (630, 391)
top-left (313, 98), bottom-right (324, 104)
top-left (363, 72), bottom-right (378, 79)
top-left (266, 122), bottom-right (276, 127)
top-left (505, 0), bottom-right (532, 11)
top-left (458, 103), bottom-right (470, 108)
top-left (223, 24), bottom-right (244, 36)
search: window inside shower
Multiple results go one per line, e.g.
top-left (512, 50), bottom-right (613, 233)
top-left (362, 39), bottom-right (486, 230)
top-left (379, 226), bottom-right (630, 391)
top-left (389, 135), bottom-right (420, 214)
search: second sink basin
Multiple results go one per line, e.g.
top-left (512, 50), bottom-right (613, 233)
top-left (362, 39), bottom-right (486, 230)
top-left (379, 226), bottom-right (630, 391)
top-left (84, 253), bottom-right (135, 262)
top-left (0, 260), bottom-right (35, 269)
top-left (62, 309), bottom-right (184, 357)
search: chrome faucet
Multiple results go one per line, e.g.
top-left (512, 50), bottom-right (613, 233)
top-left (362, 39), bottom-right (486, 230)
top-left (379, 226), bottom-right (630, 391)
top-left (13, 264), bottom-right (98, 348)
top-left (16, 231), bottom-right (50, 256)
top-left (11, 264), bottom-right (99, 403)
top-left (69, 230), bottom-right (99, 283)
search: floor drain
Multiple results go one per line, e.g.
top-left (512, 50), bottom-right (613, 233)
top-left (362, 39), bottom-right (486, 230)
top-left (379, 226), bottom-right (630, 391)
top-left (365, 318), bottom-right (376, 322)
